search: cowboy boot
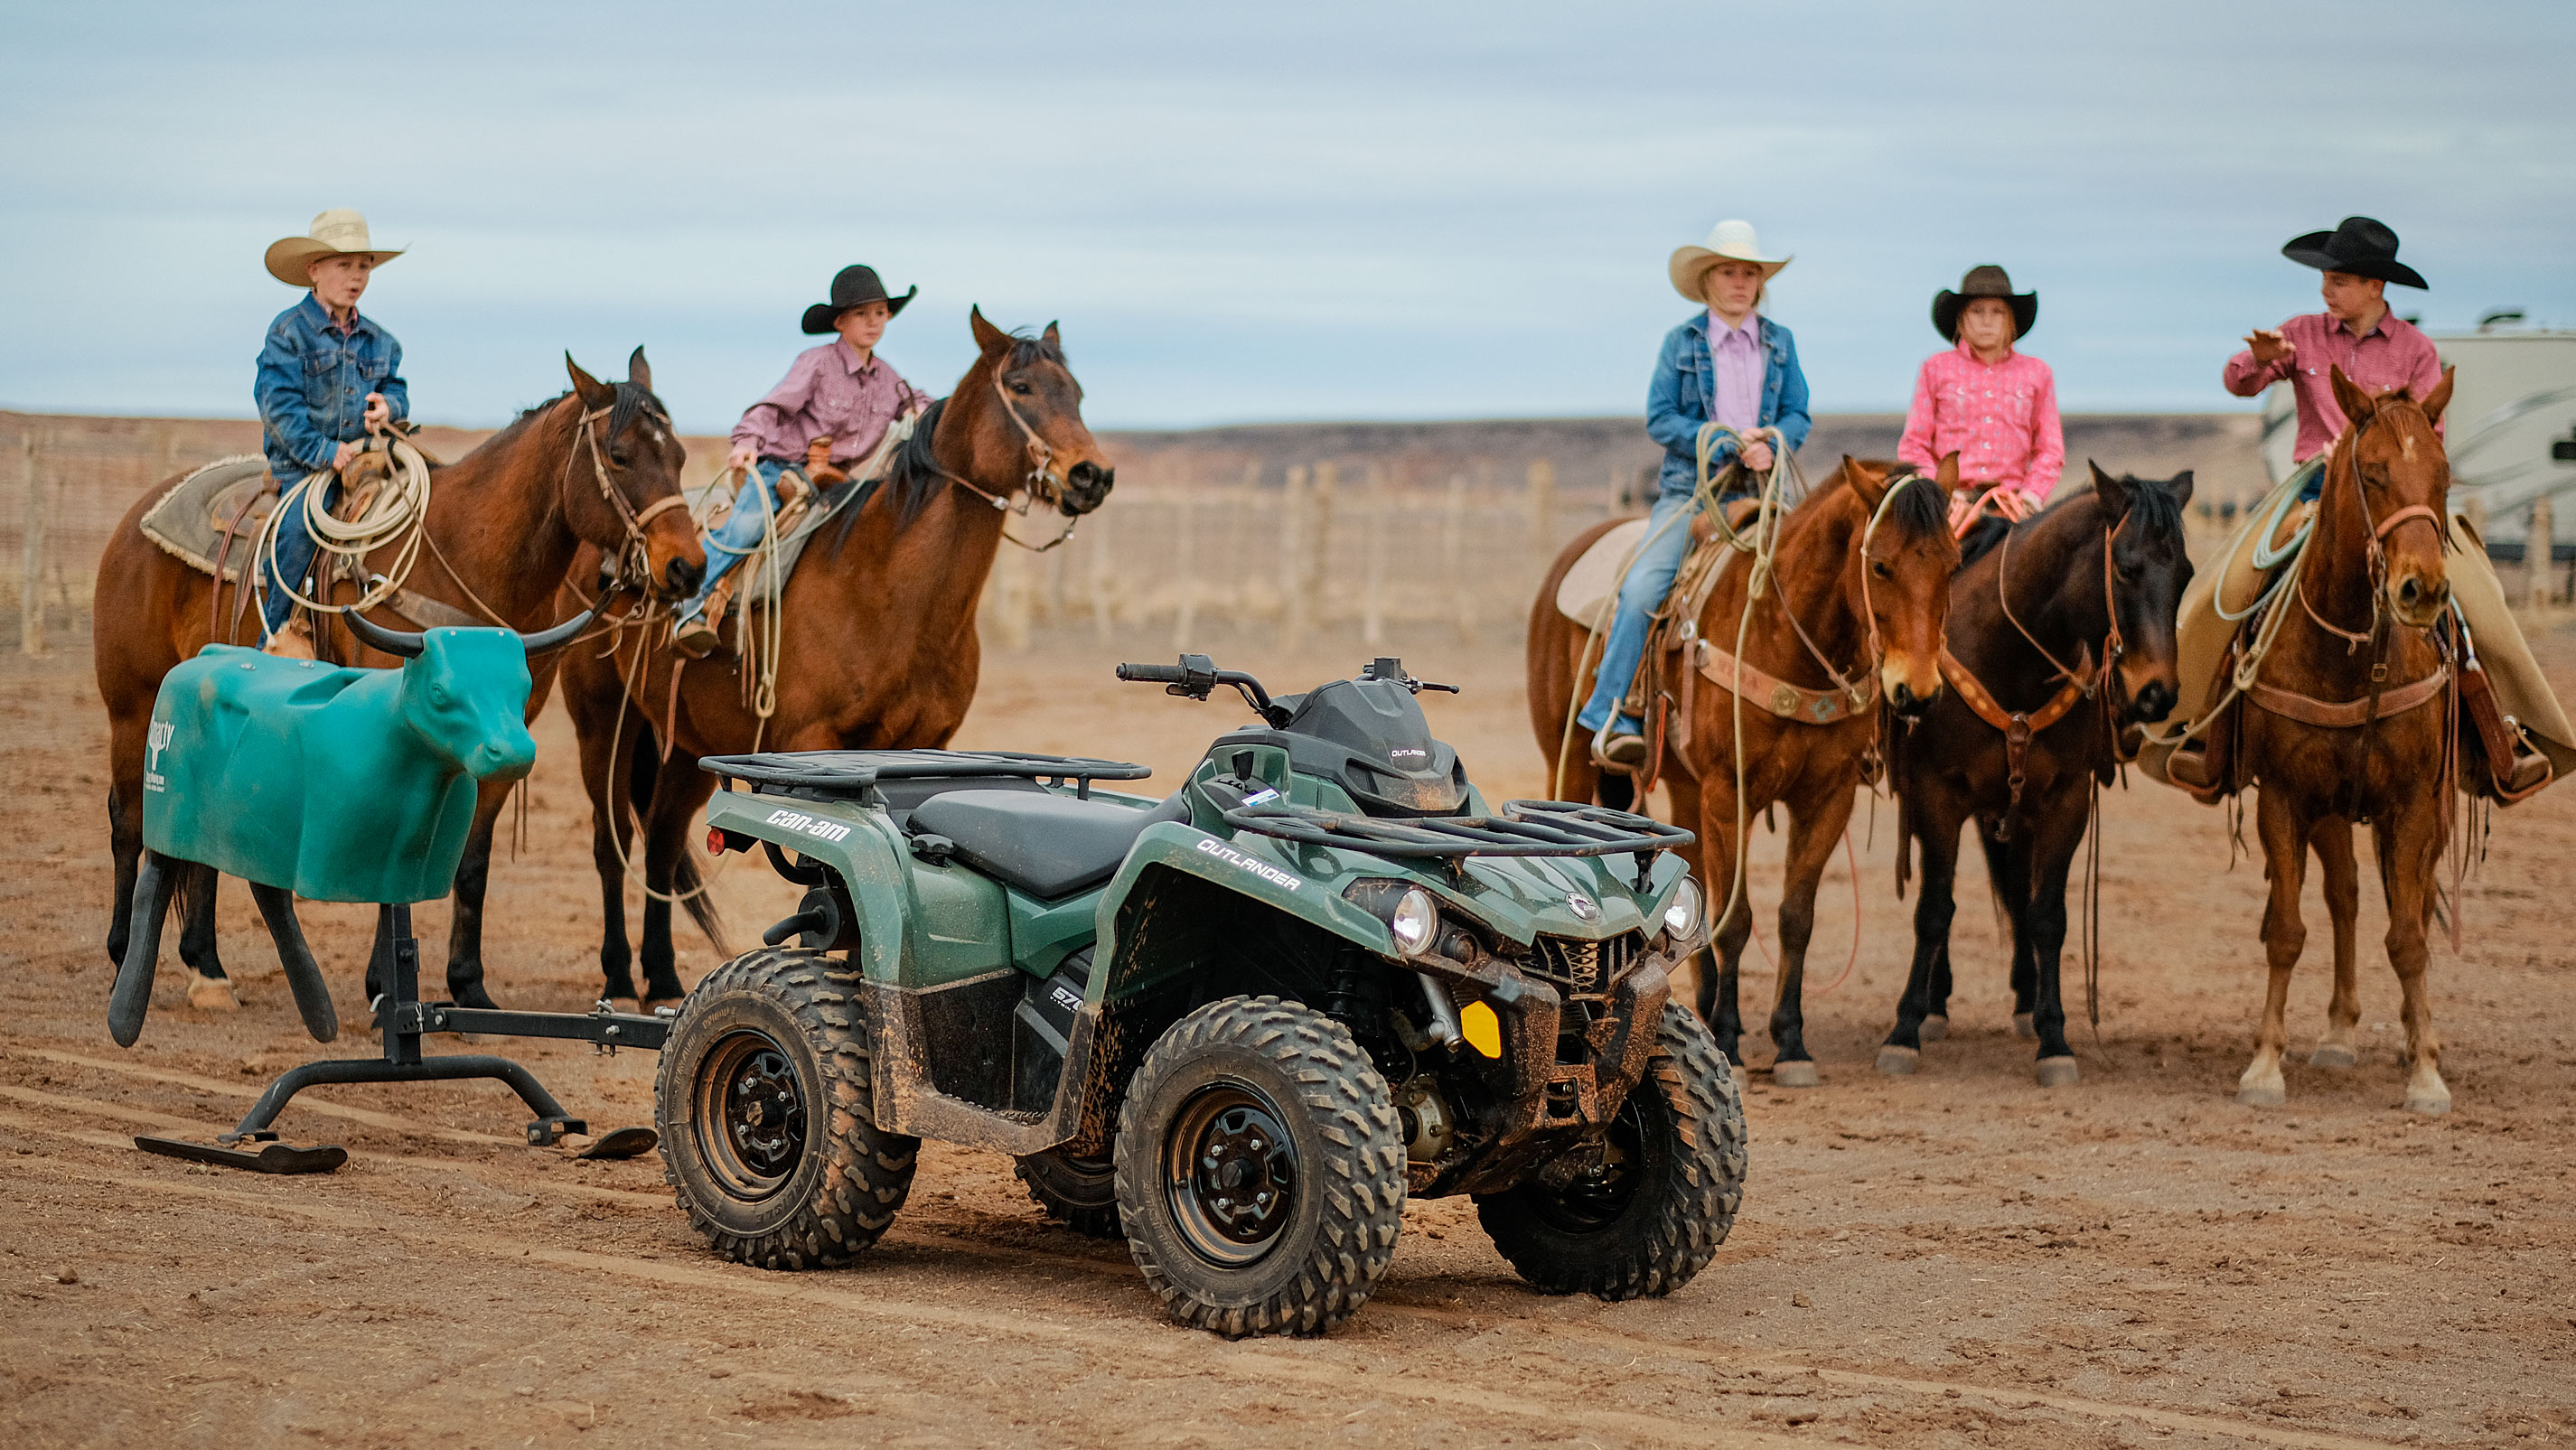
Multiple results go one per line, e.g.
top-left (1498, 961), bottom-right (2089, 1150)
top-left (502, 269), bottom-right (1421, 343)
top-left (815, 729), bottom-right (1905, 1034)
top-left (670, 582), bottom-right (731, 660)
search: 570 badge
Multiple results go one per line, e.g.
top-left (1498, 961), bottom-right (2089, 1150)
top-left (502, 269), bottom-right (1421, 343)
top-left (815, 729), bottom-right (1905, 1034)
top-left (765, 808), bottom-right (853, 845)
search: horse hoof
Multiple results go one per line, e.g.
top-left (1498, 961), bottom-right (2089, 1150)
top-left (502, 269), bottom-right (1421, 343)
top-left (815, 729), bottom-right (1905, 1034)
top-left (2013, 1013), bottom-right (2037, 1041)
top-left (2309, 1043), bottom-right (2359, 1070)
top-left (2404, 1090), bottom-right (2452, 1117)
top-left (2235, 1083), bottom-right (2286, 1109)
top-left (1876, 1046), bottom-right (1920, 1077)
top-left (1730, 1062), bottom-right (1748, 1087)
top-left (1772, 1061), bottom-right (1822, 1089)
top-left (186, 972), bottom-right (239, 1012)
top-left (2035, 1056), bottom-right (2080, 1088)
top-left (1918, 1015), bottom-right (1948, 1043)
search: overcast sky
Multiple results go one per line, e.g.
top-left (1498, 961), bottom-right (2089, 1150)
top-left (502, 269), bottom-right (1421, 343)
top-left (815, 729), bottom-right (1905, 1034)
top-left (4, 1), bottom-right (2570, 433)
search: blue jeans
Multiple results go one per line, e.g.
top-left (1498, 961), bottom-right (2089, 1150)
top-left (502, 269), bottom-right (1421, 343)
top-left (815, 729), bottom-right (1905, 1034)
top-left (260, 473), bottom-right (340, 639)
top-left (1578, 488), bottom-right (1709, 734)
top-left (678, 458), bottom-right (794, 621)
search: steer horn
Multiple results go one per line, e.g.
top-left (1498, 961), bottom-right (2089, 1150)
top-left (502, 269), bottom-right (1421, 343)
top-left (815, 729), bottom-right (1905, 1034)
top-left (343, 608), bottom-right (426, 659)
top-left (520, 608), bottom-right (596, 655)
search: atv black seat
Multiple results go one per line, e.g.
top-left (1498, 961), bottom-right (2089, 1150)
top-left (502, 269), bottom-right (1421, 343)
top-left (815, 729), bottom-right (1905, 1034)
top-left (701, 749), bottom-right (1150, 803)
top-left (909, 789), bottom-right (1192, 901)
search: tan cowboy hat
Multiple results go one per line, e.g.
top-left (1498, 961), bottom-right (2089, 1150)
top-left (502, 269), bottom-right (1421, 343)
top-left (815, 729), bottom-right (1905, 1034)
top-left (264, 209), bottom-right (404, 287)
top-left (1668, 219), bottom-right (1791, 303)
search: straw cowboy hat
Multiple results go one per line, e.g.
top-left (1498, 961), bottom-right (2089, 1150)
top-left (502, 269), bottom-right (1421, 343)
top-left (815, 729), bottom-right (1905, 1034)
top-left (2281, 215), bottom-right (2428, 290)
top-left (264, 209), bottom-right (404, 287)
top-left (1932, 265), bottom-right (2038, 342)
top-left (801, 265), bottom-right (919, 334)
top-left (1668, 220), bottom-right (1791, 304)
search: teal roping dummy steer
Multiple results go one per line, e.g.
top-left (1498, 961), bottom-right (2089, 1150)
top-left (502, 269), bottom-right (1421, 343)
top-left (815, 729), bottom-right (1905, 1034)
top-left (111, 610), bottom-right (588, 1049)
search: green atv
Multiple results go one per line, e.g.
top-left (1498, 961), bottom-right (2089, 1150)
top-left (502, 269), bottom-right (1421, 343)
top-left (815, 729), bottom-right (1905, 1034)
top-left (660, 654), bottom-right (1746, 1337)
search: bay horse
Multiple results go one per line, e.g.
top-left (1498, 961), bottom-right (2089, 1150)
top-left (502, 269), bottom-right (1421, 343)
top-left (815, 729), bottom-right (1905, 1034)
top-left (1875, 465), bottom-right (2195, 1086)
top-left (1529, 458), bottom-right (1959, 1082)
top-left (556, 308), bottom-right (1116, 1007)
top-left (94, 351), bottom-right (703, 1010)
top-left (2232, 367), bottom-right (2459, 1114)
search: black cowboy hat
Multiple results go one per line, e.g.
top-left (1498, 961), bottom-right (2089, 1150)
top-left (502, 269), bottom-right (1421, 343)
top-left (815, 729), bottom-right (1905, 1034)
top-left (2281, 216), bottom-right (2427, 290)
top-left (801, 265), bottom-right (918, 334)
top-left (1932, 265), bottom-right (2037, 342)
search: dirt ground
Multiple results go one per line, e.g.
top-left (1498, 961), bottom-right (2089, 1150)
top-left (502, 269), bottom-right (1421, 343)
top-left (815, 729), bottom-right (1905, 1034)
top-left (5, 620), bottom-right (2574, 1449)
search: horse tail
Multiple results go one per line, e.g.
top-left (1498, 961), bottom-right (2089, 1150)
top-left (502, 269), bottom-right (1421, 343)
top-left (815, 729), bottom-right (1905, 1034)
top-left (670, 847), bottom-right (726, 953)
top-left (621, 721), bottom-right (728, 950)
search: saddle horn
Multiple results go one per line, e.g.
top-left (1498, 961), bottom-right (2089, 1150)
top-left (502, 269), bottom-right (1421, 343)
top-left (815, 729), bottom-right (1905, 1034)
top-left (519, 608), bottom-right (597, 655)
top-left (343, 608), bottom-right (426, 659)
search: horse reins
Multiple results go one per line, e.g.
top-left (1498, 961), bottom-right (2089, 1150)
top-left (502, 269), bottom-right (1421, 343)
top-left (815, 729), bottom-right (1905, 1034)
top-left (916, 370), bottom-right (1084, 552)
top-left (561, 398), bottom-right (692, 587)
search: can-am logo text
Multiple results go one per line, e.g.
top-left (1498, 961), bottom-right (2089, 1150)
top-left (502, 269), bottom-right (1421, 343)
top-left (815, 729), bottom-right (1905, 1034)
top-left (765, 809), bottom-right (851, 844)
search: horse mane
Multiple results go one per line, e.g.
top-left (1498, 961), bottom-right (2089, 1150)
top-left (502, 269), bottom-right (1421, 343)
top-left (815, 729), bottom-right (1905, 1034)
top-left (492, 381), bottom-right (670, 447)
top-left (832, 330), bottom-right (1069, 553)
top-left (1878, 465), bottom-right (1949, 538)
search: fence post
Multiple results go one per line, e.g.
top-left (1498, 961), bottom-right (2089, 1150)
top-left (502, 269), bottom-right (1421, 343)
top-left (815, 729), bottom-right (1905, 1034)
top-left (20, 433), bottom-right (43, 658)
top-left (1280, 464), bottom-right (1308, 650)
top-left (1087, 503), bottom-right (1116, 641)
top-left (1172, 466), bottom-right (1198, 650)
top-left (1310, 462), bottom-right (1338, 635)
top-left (1526, 457), bottom-right (1557, 561)
top-left (1362, 463), bottom-right (1388, 646)
top-left (1444, 472), bottom-right (1473, 643)
top-left (2530, 496), bottom-right (2555, 611)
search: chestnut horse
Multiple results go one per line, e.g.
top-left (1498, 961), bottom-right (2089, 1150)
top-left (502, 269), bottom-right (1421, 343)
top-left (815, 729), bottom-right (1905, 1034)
top-left (557, 308), bottom-right (1117, 1007)
top-left (1875, 465), bottom-right (2195, 1086)
top-left (94, 351), bottom-right (703, 1009)
top-left (1529, 459), bottom-right (1959, 1081)
top-left (2233, 367), bottom-right (2459, 1114)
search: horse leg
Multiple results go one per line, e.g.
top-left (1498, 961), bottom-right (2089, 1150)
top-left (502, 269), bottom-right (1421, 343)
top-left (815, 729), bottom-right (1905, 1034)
top-left (574, 695), bottom-right (650, 1005)
top-left (1695, 786), bottom-right (1750, 1071)
top-left (2308, 820), bottom-right (2364, 1069)
top-left (441, 782), bottom-right (515, 1010)
top-left (1980, 825), bottom-right (2039, 1038)
top-left (1766, 783), bottom-right (1855, 1089)
top-left (173, 862), bottom-right (237, 1011)
top-left (2373, 800), bottom-right (2450, 1115)
top-left (2238, 789), bottom-right (2310, 1108)
top-left (1663, 772), bottom-right (1705, 1009)
top-left (637, 756), bottom-right (719, 1007)
top-left (1882, 800), bottom-right (1965, 1075)
top-left (2022, 799), bottom-right (2091, 1087)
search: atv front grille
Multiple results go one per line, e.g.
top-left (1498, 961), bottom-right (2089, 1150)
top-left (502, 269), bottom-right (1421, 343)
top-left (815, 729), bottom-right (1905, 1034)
top-left (1523, 931), bottom-right (1643, 996)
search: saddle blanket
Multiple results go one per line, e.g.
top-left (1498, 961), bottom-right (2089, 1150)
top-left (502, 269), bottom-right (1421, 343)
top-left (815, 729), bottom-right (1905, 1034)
top-left (137, 457), bottom-right (273, 583)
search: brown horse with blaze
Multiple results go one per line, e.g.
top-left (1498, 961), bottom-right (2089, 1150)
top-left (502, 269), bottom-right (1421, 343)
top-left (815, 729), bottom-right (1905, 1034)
top-left (556, 308), bottom-right (1116, 1009)
top-left (2234, 366), bottom-right (2460, 1114)
top-left (93, 351), bottom-right (705, 1010)
top-left (1530, 458), bottom-right (1960, 1081)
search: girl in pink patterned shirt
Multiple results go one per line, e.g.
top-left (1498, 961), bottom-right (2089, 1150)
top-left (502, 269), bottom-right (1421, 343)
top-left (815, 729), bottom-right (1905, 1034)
top-left (1897, 266), bottom-right (2065, 546)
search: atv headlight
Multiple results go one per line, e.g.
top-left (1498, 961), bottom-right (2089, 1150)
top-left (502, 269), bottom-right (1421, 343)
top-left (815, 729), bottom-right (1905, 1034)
top-left (1389, 887), bottom-right (1439, 959)
top-left (1663, 876), bottom-right (1704, 944)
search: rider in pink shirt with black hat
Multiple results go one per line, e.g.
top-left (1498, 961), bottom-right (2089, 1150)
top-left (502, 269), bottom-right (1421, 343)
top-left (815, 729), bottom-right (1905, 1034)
top-left (1898, 265), bottom-right (2064, 557)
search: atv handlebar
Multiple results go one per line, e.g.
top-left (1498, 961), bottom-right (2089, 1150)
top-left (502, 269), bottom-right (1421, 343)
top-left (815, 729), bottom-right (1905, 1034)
top-left (1118, 653), bottom-right (1287, 725)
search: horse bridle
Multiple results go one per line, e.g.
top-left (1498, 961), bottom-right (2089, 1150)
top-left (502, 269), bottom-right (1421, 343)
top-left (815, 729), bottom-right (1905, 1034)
top-left (2298, 404), bottom-right (2446, 652)
top-left (562, 398), bottom-right (692, 585)
top-left (918, 365), bottom-right (1084, 552)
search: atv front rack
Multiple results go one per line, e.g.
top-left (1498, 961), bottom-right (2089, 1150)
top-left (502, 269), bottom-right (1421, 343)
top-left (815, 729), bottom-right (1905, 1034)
top-left (703, 748), bottom-right (1152, 801)
top-left (1222, 799), bottom-right (1693, 888)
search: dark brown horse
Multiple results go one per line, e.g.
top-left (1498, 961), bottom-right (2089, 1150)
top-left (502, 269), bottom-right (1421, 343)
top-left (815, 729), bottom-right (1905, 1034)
top-left (2231, 368), bottom-right (2459, 1114)
top-left (557, 308), bottom-right (1116, 1007)
top-left (94, 351), bottom-right (704, 1010)
top-left (1529, 458), bottom-right (1959, 1082)
top-left (1875, 465), bottom-right (2195, 1086)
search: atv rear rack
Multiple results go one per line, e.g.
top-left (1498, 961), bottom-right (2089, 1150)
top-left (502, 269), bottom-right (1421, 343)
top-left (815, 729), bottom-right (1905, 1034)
top-left (1222, 799), bottom-right (1693, 888)
top-left (703, 748), bottom-right (1152, 801)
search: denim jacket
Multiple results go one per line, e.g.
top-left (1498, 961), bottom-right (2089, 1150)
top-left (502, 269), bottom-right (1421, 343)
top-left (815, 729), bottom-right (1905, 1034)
top-left (1645, 313), bottom-right (1812, 497)
top-left (254, 294), bottom-right (408, 480)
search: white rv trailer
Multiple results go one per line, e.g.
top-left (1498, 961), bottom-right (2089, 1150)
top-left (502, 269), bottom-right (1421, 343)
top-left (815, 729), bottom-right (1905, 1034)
top-left (2262, 317), bottom-right (2576, 561)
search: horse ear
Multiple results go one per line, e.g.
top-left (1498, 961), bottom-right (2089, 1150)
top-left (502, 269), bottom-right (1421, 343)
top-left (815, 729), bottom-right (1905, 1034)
top-left (1935, 451), bottom-right (1961, 489)
top-left (2162, 469), bottom-right (2196, 508)
top-left (565, 353), bottom-right (612, 408)
top-left (970, 305), bottom-right (1008, 355)
top-left (627, 346), bottom-right (652, 392)
top-left (2328, 364), bottom-right (2375, 425)
top-left (1842, 455), bottom-right (1888, 509)
top-left (2422, 365), bottom-right (2456, 426)
top-left (2089, 460), bottom-right (2131, 516)
top-left (1042, 320), bottom-right (1062, 351)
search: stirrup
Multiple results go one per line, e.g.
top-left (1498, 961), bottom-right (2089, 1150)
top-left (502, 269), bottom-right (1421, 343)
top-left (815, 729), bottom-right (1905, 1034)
top-left (670, 610), bottom-right (722, 660)
top-left (1591, 719), bottom-right (1649, 771)
top-left (2503, 744), bottom-right (2553, 797)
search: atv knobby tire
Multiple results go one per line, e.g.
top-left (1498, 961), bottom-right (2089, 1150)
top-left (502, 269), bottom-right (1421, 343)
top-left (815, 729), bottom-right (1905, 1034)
top-left (655, 948), bottom-right (919, 1269)
top-left (1016, 1148), bottom-right (1122, 1239)
top-left (1475, 1000), bottom-right (1745, 1299)
top-left (1114, 996), bottom-right (1404, 1337)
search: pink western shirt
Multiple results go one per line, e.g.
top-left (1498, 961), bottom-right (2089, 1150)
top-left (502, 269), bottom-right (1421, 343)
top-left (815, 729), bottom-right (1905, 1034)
top-left (1897, 341), bottom-right (2065, 505)
top-left (2222, 311), bottom-right (2442, 463)
top-left (731, 341), bottom-right (935, 467)
top-left (1706, 310), bottom-right (1764, 434)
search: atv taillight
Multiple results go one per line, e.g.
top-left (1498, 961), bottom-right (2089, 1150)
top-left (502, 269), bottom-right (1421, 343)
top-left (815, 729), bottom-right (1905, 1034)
top-left (706, 827), bottom-right (747, 856)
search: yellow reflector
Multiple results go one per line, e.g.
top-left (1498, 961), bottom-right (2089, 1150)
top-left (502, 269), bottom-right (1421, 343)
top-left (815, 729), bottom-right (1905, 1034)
top-left (1460, 1001), bottom-right (1503, 1058)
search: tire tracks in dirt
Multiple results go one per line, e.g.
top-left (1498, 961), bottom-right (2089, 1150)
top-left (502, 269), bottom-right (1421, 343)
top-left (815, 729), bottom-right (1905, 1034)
top-left (0, 1068), bottom-right (2417, 1450)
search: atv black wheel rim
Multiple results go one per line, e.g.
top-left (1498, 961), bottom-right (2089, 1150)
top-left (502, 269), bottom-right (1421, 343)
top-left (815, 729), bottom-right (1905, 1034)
top-left (696, 1030), bottom-right (809, 1201)
top-left (1526, 1093), bottom-right (1646, 1234)
top-left (1165, 1083), bottom-right (1297, 1268)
